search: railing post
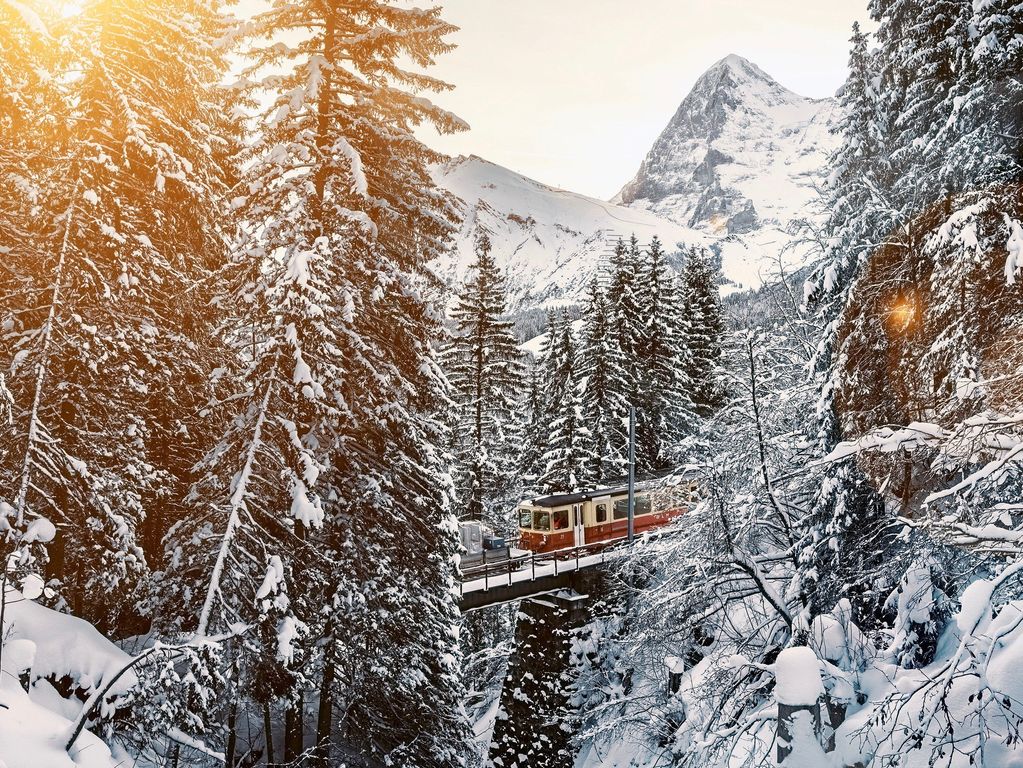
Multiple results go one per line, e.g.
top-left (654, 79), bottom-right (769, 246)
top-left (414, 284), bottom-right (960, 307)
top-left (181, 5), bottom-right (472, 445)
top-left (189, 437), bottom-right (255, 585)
top-left (484, 567), bottom-right (488, 593)
top-left (575, 545), bottom-right (579, 571)
top-left (531, 553), bottom-right (535, 581)
top-left (554, 556), bottom-right (558, 577)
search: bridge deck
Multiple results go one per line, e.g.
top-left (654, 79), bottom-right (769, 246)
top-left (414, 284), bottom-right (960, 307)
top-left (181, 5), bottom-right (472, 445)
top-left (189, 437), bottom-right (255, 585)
top-left (456, 529), bottom-right (685, 611)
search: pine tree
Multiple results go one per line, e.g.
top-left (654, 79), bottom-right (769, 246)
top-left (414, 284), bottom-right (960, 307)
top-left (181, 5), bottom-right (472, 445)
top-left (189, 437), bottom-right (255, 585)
top-left (679, 245), bottom-right (724, 420)
top-left (0, 0), bottom-right (236, 629)
top-left (892, 1), bottom-right (972, 204)
top-left (444, 232), bottom-right (526, 522)
top-left (518, 363), bottom-right (549, 495)
top-left (538, 311), bottom-right (594, 493)
top-left (579, 278), bottom-right (628, 482)
top-left (162, 2), bottom-right (472, 764)
top-left (947, 0), bottom-right (1023, 189)
top-left (633, 236), bottom-right (696, 473)
top-left (608, 236), bottom-right (643, 408)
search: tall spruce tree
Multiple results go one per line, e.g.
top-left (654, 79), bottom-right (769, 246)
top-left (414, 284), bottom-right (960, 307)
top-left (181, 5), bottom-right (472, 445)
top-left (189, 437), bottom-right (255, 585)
top-left (160, 1), bottom-right (472, 764)
top-left (0, 0), bottom-right (236, 630)
top-left (538, 311), bottom-right (594, 493)
top-left (608, 236), bottom-right (643, 407)
top-left (679, 245), bottom-right (725, 421)
top-left (579, 278), bottom-right (628, 482)
top-left (634, 236), bottom-right (697, 473)
top-left (444, 232), bottom-right (526, 521)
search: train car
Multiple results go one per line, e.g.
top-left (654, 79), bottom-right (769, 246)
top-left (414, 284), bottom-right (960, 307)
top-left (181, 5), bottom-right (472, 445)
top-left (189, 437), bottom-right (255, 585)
top-left (516, 475), bottom-right (699, 553)
top-left (457, 520), bottom-right (512, 566)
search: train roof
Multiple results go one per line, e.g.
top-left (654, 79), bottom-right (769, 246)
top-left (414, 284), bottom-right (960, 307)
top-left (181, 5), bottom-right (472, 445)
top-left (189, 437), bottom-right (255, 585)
top-left (525, 468), bottom-right (700, 509)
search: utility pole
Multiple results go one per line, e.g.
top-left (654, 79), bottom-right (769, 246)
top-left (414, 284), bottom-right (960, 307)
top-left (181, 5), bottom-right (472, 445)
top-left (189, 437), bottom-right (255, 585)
top-left (627, 405), bottom-right (636, 543)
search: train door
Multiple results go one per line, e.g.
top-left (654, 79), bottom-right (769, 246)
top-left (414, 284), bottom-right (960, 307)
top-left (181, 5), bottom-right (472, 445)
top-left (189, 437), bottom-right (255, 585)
top-left (572, 504), bottom-right (585, 547)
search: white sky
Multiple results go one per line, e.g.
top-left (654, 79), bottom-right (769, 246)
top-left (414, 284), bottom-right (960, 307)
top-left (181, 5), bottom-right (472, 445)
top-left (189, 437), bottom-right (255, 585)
top-left (417, 0), bottom-right (870, 199)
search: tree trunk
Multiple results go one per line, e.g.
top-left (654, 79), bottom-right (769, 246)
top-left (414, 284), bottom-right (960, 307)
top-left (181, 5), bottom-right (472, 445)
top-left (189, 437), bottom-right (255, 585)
top-left (225, 698), bottom-right (238, 767)
top-left (314, 644), bottom-right (336, 767)
top-left (284, 692), bottom-right (304, 763)
top-left (263, 701), bottom-right (275, 767)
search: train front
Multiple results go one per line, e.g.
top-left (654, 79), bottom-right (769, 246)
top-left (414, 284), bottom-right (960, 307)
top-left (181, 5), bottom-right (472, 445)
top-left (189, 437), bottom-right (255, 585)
top-left (516, 500), bottom-right (575, 553)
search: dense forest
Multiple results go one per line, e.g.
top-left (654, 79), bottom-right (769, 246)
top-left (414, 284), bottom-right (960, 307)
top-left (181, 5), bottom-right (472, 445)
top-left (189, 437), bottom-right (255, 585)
top-left (1, 0), bottom-right (1022, 767)
top-left (559, 2), bottom-right (1023, 767)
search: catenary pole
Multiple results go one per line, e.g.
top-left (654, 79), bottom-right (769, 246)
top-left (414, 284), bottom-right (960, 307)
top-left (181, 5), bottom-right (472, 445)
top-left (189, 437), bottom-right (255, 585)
top-left (628, 405), bottom-right (636, 543)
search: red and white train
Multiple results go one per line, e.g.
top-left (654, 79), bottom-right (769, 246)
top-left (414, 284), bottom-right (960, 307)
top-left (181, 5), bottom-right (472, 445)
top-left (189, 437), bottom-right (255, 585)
top-left (516, 476), bottom-right (699, 553)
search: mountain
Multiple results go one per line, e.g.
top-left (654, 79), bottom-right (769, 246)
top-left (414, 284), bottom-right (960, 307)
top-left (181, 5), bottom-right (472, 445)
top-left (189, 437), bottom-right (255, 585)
top-left (615, 54), bottom-right (839, 235)
top-left (432, 55), bottom-right (841, 313)
top-left (431, 155), bottom-right (698, 311)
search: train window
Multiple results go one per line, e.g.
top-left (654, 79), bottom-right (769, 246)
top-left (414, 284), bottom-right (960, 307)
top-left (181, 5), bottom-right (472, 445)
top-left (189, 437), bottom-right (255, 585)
top-left (595, 503), bottom-right (607, 523)
top-left (533, 510), bottom-right (551, 532)
top-left (613, 495), bottom-right (652, 519)
top-left (613, 498), bottom-right (628, 520)
top-left (519, 509), bottom-right (532, 529)
top-left (552, 509), bottom-right (569, 530)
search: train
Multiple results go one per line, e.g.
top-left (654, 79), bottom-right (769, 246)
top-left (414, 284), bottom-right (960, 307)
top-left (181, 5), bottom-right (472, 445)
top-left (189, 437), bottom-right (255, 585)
top-left (516, 476), bottom-right (698, 553)
top-left (458, 474), bottom-right (699, 562)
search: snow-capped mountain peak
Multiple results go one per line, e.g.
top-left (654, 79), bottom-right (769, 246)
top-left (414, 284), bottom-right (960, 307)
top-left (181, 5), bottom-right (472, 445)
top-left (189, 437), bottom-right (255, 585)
top-left (614, 54), bottom-right (839, 237)
top-left (432, 56), bottom-right (841, 311)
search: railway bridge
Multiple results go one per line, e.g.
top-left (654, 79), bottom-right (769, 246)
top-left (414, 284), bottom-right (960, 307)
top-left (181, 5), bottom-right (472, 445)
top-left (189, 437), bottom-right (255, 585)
top-left (456, 537), bottom-right (631, 612)
top-left (456, 529), bottom-right (688, 768)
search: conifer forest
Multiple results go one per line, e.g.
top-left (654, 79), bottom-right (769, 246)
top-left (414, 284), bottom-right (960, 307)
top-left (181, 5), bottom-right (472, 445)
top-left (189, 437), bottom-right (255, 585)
top-left (1, 1), bottom-right (1023, 766)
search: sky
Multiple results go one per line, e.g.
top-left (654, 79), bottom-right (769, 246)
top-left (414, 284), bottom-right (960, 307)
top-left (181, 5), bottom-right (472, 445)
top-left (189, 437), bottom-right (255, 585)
top-left (416, 0), bottom-right (870, 200)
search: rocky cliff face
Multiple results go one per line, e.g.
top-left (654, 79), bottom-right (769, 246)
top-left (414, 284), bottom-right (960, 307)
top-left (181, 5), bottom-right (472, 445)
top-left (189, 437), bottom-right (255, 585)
top-left (615, 54), bottom-right (839, 237)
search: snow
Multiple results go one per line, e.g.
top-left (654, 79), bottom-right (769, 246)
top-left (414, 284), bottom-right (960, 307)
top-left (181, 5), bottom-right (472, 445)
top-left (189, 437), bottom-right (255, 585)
top-left (432, 155), bottom-right (700, 310)
top-left (774, 646), bottom-right (824, 706)
top-left (5, 0), bottom-right (49, 38)
top-left (23, 515), bottom-right (57, 544)
top-left (256, 554), bottom-right (285, 602)
top-left (1003, 214), bottom-right (1023, 284)
top-left (2, 587), bottom-right (136, 698)
top-left (780, 709), bottom-right (835, 768)
top-left (0, 590), bottom-right (131, 768)
top-left (0, 683), bottom-right (116, 768)
top-left (276, 615), bottom-right (300, 664)
top-left (957, 577), bottom-right (995, 633)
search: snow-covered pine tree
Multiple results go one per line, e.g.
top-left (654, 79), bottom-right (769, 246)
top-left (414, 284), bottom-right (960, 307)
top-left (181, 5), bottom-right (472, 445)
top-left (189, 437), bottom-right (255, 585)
top-left (165, 1), bottom-right (472, 764)
top-left (805, 22), bottom-right (883, 349)
top-left (633, 236), bottom-right (696, 474)
top-left (891, 1), bottom-right (972, 205)
top-left (444, 232), bottom-right (526, 522)
top-left (608, 235), bottom-right (643, 409)
top-left (518, 362), bottom-right (549, 495)
top-left (678, 245), bottom-right (724, 420)
top-left (0, 1), bottom-right (56, 258)
top-left (579, 278), bottom-right (628, 483)
top-left (954, 0), bottom-right (1023, 187)
top-left (0, 0), bottom-right (236, 630)
top-left (538, 310), bottom-right (594, 493)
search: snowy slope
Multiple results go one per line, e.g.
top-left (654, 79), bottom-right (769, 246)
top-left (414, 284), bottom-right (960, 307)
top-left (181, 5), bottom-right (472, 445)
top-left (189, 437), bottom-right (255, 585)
top-left (431, 155), bottom-right (700, 310)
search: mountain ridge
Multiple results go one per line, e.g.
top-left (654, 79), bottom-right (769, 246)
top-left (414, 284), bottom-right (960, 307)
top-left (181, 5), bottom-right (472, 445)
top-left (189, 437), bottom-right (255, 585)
top-left (432, 54), bottom-right (841, 311)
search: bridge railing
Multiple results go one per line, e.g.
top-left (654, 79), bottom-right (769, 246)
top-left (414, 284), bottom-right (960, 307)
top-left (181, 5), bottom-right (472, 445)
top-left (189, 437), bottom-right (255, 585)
top-left (457, 536), bottom-right (633, 596)
top-left (457, 524), bottom-right (691, 598)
